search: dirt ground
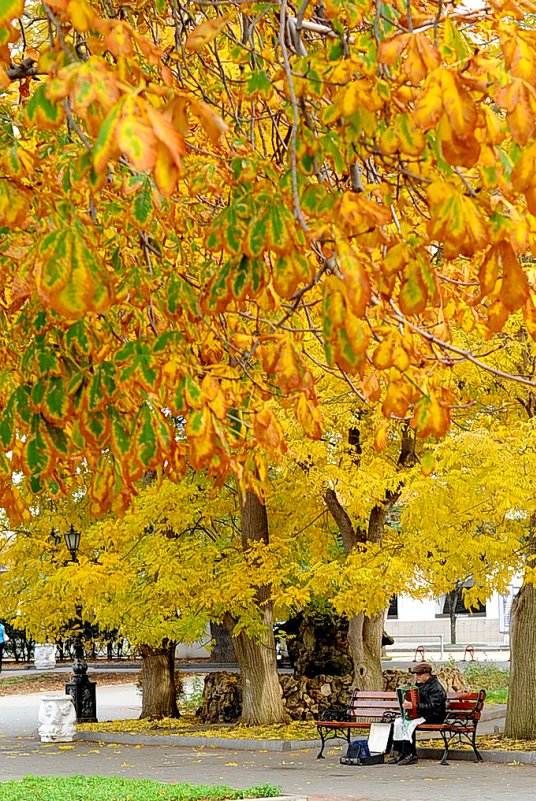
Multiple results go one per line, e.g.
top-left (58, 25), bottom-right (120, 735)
top-left (0, 670), bottom-right (138, 696)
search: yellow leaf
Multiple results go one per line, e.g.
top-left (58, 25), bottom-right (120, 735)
top-left (378, 33), bottom-right (410, 65)
top-left (511, 142), bottom-right (536, 214)
top-left (253, 407), bottom-right (287, 454)
top-left (382, 376), bottom-right (413, 419)
top-left (296, 395), bottom-right (323, 439)
top-left (335, 239), bottom-right (371, 317)
top-left (413, 73), bottom-right (443, 130)
top-left (67, 0), bottom-right (94, 31)
top-left (185, 15), bottom-right (231, 52)
top-left (499, 242), bottom-right (529, 311)
top-left (373, 422), bottom-right (388, 452)
top-left (145, 104), bottom-right (186, 169)
top-left (411, 393), bottom-right (451, 439)
top-left (496, 79), bottom-right (536, 146)
top-left (404, 34), bottom-right (441, 84)
top-left (154, 143), bottom-right (181, 197)
top-left (0, 0), bottom-right (24, 28)
top-left (440, 68), bottom-right (477, 138)
top-left (190, 98), bottom-right (229, 144)
top-left (426, 181), bottom-right (487, 257)
top-left (117, 101), bottom-right (157, 172)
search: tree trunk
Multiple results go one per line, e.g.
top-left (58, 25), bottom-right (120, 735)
top-left (209, 621), bottom-right (236, 663)
top-left (139, 642), bottom-right (179, 720)
top-left (447, 587), bottom-right (461, 645)
top-left (347, 611), bottom-right (384, 690)
top-left (229, 489), bottom-right (287, 725)
top-left (233, 618), bottom-right (288, 725)
top-left (504, 523), bottom-right (536, 738)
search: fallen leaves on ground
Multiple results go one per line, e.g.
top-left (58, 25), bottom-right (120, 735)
top-left (418, 734), bottom-right (536, 752)
top-left (78, 716), bottom-right (319, 741)
top-left (78, 716), bottom-right (536, 752)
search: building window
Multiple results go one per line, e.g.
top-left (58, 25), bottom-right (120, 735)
top-left (435, 581), bottom-right (486, 618)
top-left (387, 595), bottom-right (398, 619)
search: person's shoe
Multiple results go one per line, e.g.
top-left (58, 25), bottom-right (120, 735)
top-left (397, 754), bottom-right (418, 765)
top-left (386, 755), bottom-right (401, 764)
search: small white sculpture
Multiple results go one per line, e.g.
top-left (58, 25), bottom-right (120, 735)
top-left (38, 694), bottom-right (77, 742)
top-left (34, 644), bottom-right (57, 670)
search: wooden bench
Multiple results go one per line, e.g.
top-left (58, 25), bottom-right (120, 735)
top-left (315, 689), bottom-right (486, 764)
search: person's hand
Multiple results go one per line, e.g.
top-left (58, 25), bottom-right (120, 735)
top-left (402, 700), bottom-right (412, 709)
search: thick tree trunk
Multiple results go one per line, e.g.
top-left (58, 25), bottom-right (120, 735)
top-left (209, 621), bottom-right (236, 663)
top-left (139, 642), bottom-right (179, 720)
top-left (504, 523), bottom-right (536, 738)
top-left (233, 616), bottom-right (288, 724)
top-left (347, 612), bottom-right (384, 690)
top-left (229, 489), bottom-right (287, 725)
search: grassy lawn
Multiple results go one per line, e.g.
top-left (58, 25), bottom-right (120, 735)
top-left (0, 776), bottom-right (282, 801)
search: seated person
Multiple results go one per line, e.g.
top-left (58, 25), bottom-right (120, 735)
top-left (388, 662), bottom-right (446, 765)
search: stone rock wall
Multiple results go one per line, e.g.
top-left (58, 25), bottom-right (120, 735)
top-left (196, 671), bottom-right (242, 722)
top-left (383, 666), bottom-right (468, 693)
top-left (196, 666), bottom-right (469, 723)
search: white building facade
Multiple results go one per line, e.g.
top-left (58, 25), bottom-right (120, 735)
top-left (385, 580), bottom-right (522, 647)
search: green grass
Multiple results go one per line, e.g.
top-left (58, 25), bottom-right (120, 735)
top-left (462, 661), bottom-right (509, 703)
top-left (0, 776), bottom-right (282, 801)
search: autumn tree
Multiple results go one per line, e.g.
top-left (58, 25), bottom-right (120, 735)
top-left (402, 419), bottom-right (536, 739)
top-left (2, 0), bottom-right (536, 732)
top-left (0, 2), bottom-right (535, 516)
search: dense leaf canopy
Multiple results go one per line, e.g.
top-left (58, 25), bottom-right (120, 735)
top-left (2, 1), bottom-right (536, 516)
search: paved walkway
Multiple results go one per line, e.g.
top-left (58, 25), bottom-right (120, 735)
top-left (0, 735), bottom-right (534, 800)
top-left (0, 674), bottom-right (533, 800)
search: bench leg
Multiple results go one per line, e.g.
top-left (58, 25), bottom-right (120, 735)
top-left (439, 731), bottom-right (450, 766)
top-left (316, 726), bottom-right (351, 759)
top-left (317, 728), bottom-right (327, 759)
top-left (471, 729), bottom-right (484, 763)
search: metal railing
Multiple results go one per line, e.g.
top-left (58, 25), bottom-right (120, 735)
top-left (384, 633), bottom-right (444, 660)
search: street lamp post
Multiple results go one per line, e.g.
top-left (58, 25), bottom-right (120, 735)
top-left (63, 525), bottom-right (97, 724)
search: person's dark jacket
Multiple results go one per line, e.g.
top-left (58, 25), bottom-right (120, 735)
top-left (416, 676), bottom-right (446, 723)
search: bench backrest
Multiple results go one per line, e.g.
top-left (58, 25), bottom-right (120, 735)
top-left (346, 689), bottom-right (486, 721)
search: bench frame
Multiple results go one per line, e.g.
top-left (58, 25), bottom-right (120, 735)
top-left (315, 689), bottom-right (487, 765)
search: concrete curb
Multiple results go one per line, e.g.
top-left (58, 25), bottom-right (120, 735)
top-left (76, 732), bottom-right (319, 751)
top-left (416, 747), bottom-right (536, 765)
top-left (76, 732), bottom-right (536, 764)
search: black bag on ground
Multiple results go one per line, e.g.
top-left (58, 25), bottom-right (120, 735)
top-left (339, 722), bottom-right (392, 767)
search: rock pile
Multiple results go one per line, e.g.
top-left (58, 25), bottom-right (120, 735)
top-left (197, 666), bottom-right (469, 723)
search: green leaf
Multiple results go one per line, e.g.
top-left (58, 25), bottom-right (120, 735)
top-left (87, 364), bottom-right (116, 411)
top-left (109, 406), bottom-right (131, 459)
top-left (134, 405), bottom-right (157, 467)
top-left (26, 418), bottom-right (51, 477)
top-left (131, 176), bottom-right (154, 228)
top-left (43, 378), bottom-right (69, 423)
top-left (25, 84), bottom-right (64, 128)
top-left (65, 320), bottom-right (93, 356)
top-left (0, 397), bottom-right (14, 449)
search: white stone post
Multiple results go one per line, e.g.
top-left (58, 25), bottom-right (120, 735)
top-left (38, 694), bottom-right (77, 742)
top-left (34, 644), bottom-right (57, 670)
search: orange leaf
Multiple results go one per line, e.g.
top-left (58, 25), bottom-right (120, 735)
top-left (411, 393), bottom-right (451, 438)
top-left (185, 15), bottom-right (231, 51)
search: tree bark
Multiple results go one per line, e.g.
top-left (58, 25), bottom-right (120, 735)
top-left (209, 621), bottom-right (236, 663)
top-left (346, 504), bottom-right (386, 690)
top-left (324, 493), bottom-right (385, 690)
top-left (139, 642), bottom-right (179, 720)
top-left (504, 522), bottom-right (536, 738)
top-left (347, 611), bottom-right (384, 690)
top-left (229, 489), bottom-right (288, 725)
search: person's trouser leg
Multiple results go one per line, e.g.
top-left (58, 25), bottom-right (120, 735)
top-left (0, 642), bottom-right (4, 672)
